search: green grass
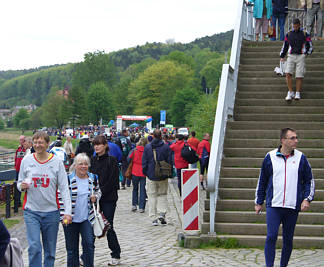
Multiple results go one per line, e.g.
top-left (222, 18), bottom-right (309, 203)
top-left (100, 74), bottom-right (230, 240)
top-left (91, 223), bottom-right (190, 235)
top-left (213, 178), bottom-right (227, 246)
top-left (2, 218), bottom-right (20, 229)
top-left (0, 139), bottom-right (19, 150)
top-left (198, 238), bottom-right (245, 249)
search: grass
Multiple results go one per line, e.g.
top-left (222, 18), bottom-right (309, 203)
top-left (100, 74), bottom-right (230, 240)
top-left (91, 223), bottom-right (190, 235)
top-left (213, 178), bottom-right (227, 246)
top-left (2, 218), bottom-right (20, 229)
top-left (198, 237), bottom-right (245, 249)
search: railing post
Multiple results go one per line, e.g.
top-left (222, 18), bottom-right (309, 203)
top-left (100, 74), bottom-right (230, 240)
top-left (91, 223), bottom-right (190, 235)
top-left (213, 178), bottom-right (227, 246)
top-left (5, 184), bottom-right (11, 218)
top-left (13, 182), bottom-right (19, 213)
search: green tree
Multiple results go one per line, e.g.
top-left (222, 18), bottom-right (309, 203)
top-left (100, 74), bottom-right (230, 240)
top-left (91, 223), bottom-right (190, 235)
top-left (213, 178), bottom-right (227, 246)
top-left (68, 85), bottom-right (89, 126)
top-left (30, 109), bottom-right (43, 129)
top-left (0, 118), bottom-right (5, 129)
top-left (200, 58), bottom-right (224, 92)
top-left (13, 108), bottom-right (29, 128)
top-left (41, 88), bottom-right (71, 129)
top-left (72, 51), bottom-right (117, 91)
top-left (169, 87), bottom-right (200, 126)
top-left (186, 91), bottom-right (218, 139)
top-left (87, 82), bottom-right (115, 125)
top-left (160, 51), bottom-right (195, 69)
top-left (20, 118), bottom-right (31, 131)
top-left (129, 60), bottom-right (195, 120)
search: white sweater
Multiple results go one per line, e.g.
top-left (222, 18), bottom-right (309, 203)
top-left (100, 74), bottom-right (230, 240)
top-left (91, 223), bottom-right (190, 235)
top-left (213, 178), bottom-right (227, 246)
top-left (17, 153), bottom-right (72, 215)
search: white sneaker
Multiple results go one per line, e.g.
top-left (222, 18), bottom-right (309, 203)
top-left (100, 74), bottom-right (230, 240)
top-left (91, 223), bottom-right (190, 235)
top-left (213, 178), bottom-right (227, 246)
top-left (295, 91), bottom-right (301, 100)
top-left (285, 91), bottom-right (295, 101)
top-left (109, 258), bottom-right (120, 266)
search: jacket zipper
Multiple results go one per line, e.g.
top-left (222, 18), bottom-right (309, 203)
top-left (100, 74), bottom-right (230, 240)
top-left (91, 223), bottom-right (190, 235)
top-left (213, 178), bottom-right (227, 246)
top-left (283, 157), bottom-right (287, 206)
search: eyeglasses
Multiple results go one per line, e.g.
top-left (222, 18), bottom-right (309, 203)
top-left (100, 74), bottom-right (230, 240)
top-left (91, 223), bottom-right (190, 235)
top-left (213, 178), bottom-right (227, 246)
top-left (286, 136), bottom-right (298, 141)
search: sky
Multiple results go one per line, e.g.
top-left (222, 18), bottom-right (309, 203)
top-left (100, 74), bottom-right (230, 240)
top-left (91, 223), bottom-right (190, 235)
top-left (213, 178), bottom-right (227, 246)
top-left (0, 0), bottom-right (239, 71)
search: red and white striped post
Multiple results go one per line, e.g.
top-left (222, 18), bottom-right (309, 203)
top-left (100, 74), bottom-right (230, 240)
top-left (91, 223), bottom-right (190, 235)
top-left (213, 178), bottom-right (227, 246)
top-left (181, 169), bottom-right (199, 231)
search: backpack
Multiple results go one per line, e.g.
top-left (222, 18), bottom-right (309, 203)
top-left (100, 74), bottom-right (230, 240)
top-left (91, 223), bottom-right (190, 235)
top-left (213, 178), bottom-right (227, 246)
top-left (181, 142), bottom-right (199, 164)
top-left (0, 238), bottom-right (24, 267)
top-left (152, 149), bottom-right (172, 179)
top-left (119, 136), bottom-right (131, 156)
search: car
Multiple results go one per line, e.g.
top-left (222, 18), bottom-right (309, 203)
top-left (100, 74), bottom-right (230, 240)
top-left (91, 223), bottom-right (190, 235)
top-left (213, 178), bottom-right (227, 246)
top-left (177, 127), bottom-right (189, 136)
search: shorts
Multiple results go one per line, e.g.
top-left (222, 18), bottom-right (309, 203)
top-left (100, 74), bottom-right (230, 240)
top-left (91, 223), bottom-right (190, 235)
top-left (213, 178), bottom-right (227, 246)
top-left (255, 15), bottom-right (268, 35)
top-left (199, 158), bottom-right (209, 175)
top-left (286, 54), bottom-right (306, 78)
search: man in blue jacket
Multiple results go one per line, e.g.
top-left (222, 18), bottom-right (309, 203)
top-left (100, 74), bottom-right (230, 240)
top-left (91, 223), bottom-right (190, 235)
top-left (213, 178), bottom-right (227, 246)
top-left (255, 127), bottom-right (315, 267)
top-left (142, 129), bottom-right (172, 226)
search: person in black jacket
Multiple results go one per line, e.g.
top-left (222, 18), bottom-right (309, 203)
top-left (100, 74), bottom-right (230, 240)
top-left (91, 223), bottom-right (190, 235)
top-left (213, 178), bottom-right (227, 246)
top-left (90, 135), bottom-right (121, 266)
top-left (0, 220), bottom-right (10, 262)
top-left (271, 0), bottom-right (288, 41)
top-left (142, 129), bottom-right (172, 226)
top-left (75, 135), bottom-right (95, 159)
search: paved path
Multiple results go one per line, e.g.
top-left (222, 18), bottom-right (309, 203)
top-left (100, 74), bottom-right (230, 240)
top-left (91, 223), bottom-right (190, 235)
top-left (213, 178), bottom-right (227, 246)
top-left (13, 178), bottom-right (324, 266)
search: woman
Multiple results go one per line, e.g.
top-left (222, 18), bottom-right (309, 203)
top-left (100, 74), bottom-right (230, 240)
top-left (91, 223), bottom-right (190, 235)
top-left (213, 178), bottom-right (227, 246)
top-left (64, 136), bottom-right (74, 162)
top-left (60, 153), bottom-right (101, 267)
top-left (129, 137), bottom-right (148, 213)
top-left (90, 135), bottom-right (121, 266)
top-left (17, 131), bottom-right (72, 267)
top-left (249, 0), bottom-right (273, 41)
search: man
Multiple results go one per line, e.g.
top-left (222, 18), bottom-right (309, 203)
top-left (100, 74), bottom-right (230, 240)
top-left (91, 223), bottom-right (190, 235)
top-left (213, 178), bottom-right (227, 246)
top-left (119, 129), bottom-right (132, 189)
top-left (302, 0), bottom-right (324, 40)
top-left (14, 135), bottom-right (26, 206)
top-left (197, 133), bottom-right (210, 190)
top-left (280, 18), bottom-right (313, 101)
top-left (255, 128), bottom-right (315, 267)
top-left (17, 131), bottom-right (72, 267)
top-left (271, 0), bottom-right (288, 41)
top-left (142, 129), bottom-right (172, 226)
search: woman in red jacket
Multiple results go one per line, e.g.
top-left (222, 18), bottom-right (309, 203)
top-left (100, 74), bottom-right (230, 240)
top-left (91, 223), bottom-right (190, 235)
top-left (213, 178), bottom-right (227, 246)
top-left (129, 137), bottom-right (148, 213)
top-left (170, 134), bottom-right (189, 196)
top-left (197, 133), bottom-right (211, 190)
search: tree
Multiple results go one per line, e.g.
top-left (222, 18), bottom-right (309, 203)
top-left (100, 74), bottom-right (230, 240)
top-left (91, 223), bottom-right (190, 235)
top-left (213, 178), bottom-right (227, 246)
top-left (72, 51), bottom-right (117, 91)
top-left (186, 91), bottom-right (218, 139)
top-left (87, 82), bottom-right (115, 125)
top-left (30, 109), bottom-right (43, 129)
top-left (68, 85), bottom-right (89, 126)
top-left (160, 51), bottom-right (195, 69)
top-left (41, 88), bottom-right (71, 129)
top-left (129, 61), bottom-right (195, 120)
top-left (0, 118), bottom-right (5, 129)
top-left (200, 58), bottom-right (224, 93)
top-left (169, 87), bottom-right (200, 126)
top-left (13, 108), bottom-right (29, 128)
top-left (20, 118), bottom-right (31, 131)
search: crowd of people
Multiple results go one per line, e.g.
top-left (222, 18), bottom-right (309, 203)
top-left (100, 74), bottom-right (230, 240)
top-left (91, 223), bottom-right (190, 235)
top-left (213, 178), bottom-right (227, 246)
top-left (7, 127), bottom-right (210, 266)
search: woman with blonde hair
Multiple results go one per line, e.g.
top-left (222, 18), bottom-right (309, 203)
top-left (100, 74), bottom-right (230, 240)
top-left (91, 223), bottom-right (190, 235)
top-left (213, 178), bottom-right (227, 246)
top-left (60, 153), bottom-right (101, 267)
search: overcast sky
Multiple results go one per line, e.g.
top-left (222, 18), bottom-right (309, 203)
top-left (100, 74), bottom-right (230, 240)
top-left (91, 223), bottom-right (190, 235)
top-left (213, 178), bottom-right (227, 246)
top-left (0, 0), bottom-right (239, 71)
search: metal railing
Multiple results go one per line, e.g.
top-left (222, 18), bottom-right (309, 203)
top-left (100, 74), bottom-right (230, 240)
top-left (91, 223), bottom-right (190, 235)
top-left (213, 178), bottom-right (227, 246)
top-left (207, 0), bottom-right (254, 234)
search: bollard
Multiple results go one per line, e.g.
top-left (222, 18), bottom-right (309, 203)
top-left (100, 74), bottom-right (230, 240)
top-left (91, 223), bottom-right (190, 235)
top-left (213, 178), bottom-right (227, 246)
top-left (13, 182), bottom-right (19, 213)
top-left (5, 184), bottom-right (11, 218)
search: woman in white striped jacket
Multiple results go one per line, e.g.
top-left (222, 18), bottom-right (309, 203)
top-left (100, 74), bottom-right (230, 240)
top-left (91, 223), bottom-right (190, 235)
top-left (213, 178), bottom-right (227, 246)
top-left (59, 153), bottom-right (101, 267)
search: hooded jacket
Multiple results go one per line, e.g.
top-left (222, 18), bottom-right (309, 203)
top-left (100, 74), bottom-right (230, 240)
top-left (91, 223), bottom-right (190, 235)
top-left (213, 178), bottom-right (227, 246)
top-left (142, 138), bottom-right (172, 181)
top-left (170, 140), bottom-right (189, 169)
top-left (129, 145), bottom-right (145, 177)
top-left (90, 153), bottom-right (119, 202)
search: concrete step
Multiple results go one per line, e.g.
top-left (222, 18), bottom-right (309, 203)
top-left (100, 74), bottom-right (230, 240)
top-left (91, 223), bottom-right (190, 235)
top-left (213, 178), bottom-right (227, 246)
top-left (218, 188), bottom-right (324, 201)
top-left (238, 83), bottom-right (324, 91)
top-left (239, 70), bottom-right (324, 78)
top-left (203, 211), bottom-right (324, 225)
top-left (236, 91), bottom-right (324, 99)
top-left (238, 77), bottom-right (324, 85)
top-left (223, 148), bottom-right (324, 158)
top-left (242, 40), bottom-right (324, 47)
top-left (234, 106), bottom-right (324, 114)
top-left (239, 64), bottom-right (324, 72)
top-left (235, 114), bottom-right (324, 122)
top-left (235, 99), bottom-right (324, 106)
top-left (205, 199), bottom-right (324, 212)
top-left (240, 57), bottom-right (324, 65)
top-left (240, 51), bottom-right (324, 59)
top-left (226, 129), bottom-right (324, 139)
top-left (242, 45), bottom-right (324, 53)
top-left (220, 167), bottom-right (324, 178)
top-left (228, 121), bottom-right (324, 130)
top-left (222, 157), bottom-right (324, 168)
top-left (224, 139), bottom-right (324, 148)
top-left (210, 223), bottom-right (324, 237)
top-left (184, 234), bottom-right (324, 249)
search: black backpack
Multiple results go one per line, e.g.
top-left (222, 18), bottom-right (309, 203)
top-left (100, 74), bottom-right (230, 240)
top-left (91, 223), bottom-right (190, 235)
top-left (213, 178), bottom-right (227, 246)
top-left (181, 142), bottom-right (199, 164)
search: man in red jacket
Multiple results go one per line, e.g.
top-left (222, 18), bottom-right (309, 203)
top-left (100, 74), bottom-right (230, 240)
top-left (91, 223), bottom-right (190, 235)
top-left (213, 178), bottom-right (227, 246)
top-left (14, 135), bottom-right (26, 206)
top-left (170, 134), bottom-right (189, 196)
top-left (197, 133), bottom-right (211, 190)
top-left (187, 131), bottom-right (200, 168)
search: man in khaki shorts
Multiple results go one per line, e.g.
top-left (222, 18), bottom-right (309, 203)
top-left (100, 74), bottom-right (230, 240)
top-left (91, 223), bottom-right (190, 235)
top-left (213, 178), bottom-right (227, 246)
top-left (280, 18), bottom-right (313, 101)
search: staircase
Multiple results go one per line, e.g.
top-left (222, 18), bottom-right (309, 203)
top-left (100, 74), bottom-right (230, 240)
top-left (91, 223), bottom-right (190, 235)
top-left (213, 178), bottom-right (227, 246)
top-left (202, 40), bottom-right (324, 248)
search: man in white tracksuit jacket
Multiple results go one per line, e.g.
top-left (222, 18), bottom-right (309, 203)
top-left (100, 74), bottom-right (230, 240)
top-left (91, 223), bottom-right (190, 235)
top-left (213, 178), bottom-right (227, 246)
top-left (255, 128), bottom-right (315, 267)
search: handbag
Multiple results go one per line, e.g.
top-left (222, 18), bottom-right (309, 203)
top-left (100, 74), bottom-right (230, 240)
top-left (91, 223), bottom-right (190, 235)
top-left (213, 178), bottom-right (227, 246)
top-left (268, 21), bottom-right (273, 36)
top-left (153, 149), bottom-right (172, 179)
top-left (125, 158), bottom-right (133, 179)
top-left (91, 186), bottom-right (110, 238)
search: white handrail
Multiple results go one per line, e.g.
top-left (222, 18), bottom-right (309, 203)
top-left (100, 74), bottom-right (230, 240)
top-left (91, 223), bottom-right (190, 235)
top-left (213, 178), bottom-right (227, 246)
top-left (207, 0), bottom-right (254, 234)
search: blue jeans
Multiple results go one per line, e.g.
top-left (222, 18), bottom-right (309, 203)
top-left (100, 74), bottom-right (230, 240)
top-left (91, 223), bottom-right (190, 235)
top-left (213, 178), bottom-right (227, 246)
top-left (99, 201), bottom-right (121, 259)
top-left (265, 207), bottom-right (299, 267)
top-left (24, 209), bottom-right (60, 267)
top-left (271, 14), bottom-right (286, 41)
top-left (132, 176), bottom-right (146, 210)
top-left (63, 220), bottom-right (95, 267)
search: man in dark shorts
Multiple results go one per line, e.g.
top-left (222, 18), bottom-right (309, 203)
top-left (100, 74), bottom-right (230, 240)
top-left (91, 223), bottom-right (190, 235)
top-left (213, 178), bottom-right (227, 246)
top-left (197, 133), bottom-right (210, 190)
